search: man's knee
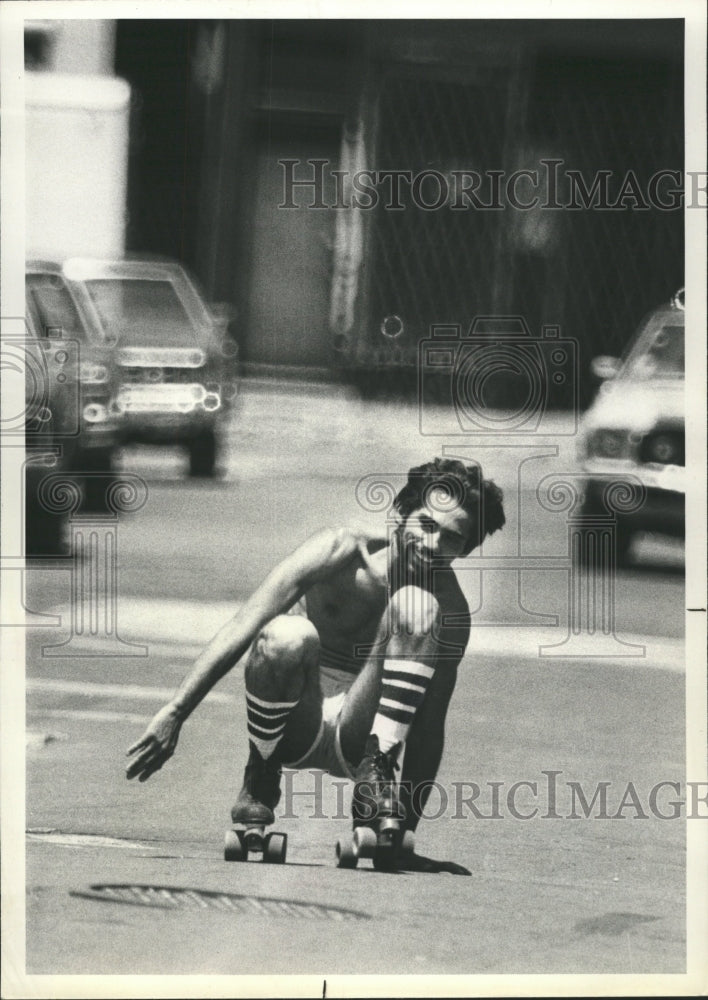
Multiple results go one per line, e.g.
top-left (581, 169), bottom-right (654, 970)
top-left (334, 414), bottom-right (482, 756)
top-left (255, 615), bottom-right (320, 669)
top-left (388, 586), bottom-right (441, 639)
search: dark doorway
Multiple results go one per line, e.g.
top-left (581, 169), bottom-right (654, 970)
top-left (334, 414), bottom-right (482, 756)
top-left (115, 21), bottom-right (202, 267)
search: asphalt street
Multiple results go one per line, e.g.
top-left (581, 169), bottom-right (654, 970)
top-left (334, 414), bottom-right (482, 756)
top-left (15, 380), bottom-right (689, 981)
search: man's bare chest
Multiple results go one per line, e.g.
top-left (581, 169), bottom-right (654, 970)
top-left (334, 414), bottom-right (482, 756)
top-left (305, 561), bottom-right (388, 639)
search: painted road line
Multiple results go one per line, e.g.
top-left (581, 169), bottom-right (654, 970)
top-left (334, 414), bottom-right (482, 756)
top-left (32, 629), bottom-right (685, 673)
top-left (28, 708), bottom-right (151, 725)
top-left (34, 639), bottom-right (205, 661)
top-left (26, 831), bottom-right (152, 850)
top-left (44, 598), bottom-right (239, 648)
top-left (44, 594), bottom-right (687, 648)
top-left (30, 626), bottom-right (686, 673)
top-left (39, 597), bottom-right (685, 672)
top-left (26, 678), bottom-right (234, 704)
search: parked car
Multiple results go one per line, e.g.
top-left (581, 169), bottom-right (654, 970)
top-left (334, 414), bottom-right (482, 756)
top-left (63, 258), bottom-right (237, 477)
top-left (577, 288), bottom-right (685, 563)
top-left (24, 261), bottom-right (122, 554)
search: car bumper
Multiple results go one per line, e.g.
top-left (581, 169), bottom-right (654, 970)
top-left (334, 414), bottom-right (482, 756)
top-left (584, 476), bottom-right (685, 535)
top-left (118, 412), bottom-right (218, 444)
top-left (79, 424), bottom-right (121, 451)
top-left (580, 457), bottom-right (684, 495)
top-left (113, 382), bottom-right (224, 442)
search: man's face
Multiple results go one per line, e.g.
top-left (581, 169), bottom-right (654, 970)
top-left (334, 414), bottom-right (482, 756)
top-left (396, 494), bottom-right (479, 576)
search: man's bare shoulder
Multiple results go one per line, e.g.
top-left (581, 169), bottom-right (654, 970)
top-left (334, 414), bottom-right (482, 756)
top-left (337, 524), bottom-right (391, 583)
top-left (285, 524), bottom-right (390, 585)
top-left (345, 523), bottom-right (390, 549)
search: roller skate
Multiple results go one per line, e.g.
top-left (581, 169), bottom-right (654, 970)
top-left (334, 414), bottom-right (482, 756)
top-left (224, 743), bottom-right (287, 863)
top-left (336, 734), bottom-right (414, 871)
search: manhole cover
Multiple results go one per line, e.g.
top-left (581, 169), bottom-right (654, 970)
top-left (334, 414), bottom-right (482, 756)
top-left (71, 884), bottom-right (369, 921)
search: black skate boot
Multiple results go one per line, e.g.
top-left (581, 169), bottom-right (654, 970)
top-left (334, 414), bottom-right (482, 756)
top-left (336, 735), bottom-right (414, 871)
top-left (225, 743), bottom-right (287, 863)
top-left (231, 741), bottom-right (282, 826)
top-left (351, 734), bottom-right (403, 826)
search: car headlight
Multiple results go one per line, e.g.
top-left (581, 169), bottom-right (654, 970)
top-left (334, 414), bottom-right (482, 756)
top-left (80, 361), bottom-right (109, 384)
top-left (202, 392), bottom-right (221, 412)
top-left (83, 402), bottom-right (108, 424)
top-left (646, 433), bottom-right (680, 464)
top-left (589, 429), bottom-right (629, 459)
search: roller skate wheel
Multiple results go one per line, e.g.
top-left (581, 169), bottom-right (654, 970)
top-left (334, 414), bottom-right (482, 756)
top-left (224, 829), bottom-right (246, 862)
top-left (336, 838), bottom-right (358, 869)
top-left (263, 832), bottom-right (287, 864)
top-left (243, 827), bottom-right (266, 853)
top-left (353, 826), bottom-right (377, 857)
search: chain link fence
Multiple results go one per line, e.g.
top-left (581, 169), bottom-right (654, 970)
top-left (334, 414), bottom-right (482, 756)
top-left (341, 42), bottom-right (683, 408)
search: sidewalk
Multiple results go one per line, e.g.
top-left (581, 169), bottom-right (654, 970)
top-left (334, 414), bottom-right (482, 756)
top-left (236, 373), bottom-right (578, 442)
top-left (228, 374), bottom-right (580, 483)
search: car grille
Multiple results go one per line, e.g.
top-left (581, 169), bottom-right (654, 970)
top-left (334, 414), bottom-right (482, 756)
top-left (120, 366), bottom-right (206, 384)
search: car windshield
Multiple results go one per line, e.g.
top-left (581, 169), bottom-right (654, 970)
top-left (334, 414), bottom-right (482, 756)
top-left (27, 273), bottom-right (87, 342)
top-left (83, 278), bottom-right (202, 347)
top-left (622, 322), bottom-right (684, 380)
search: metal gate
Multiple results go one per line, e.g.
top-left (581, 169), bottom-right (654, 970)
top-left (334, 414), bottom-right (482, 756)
top-left (332, 34), bottom-right (683, 407)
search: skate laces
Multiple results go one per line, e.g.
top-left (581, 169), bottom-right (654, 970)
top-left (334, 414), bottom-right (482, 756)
top-left (372, 747), bottom-right (399, 782)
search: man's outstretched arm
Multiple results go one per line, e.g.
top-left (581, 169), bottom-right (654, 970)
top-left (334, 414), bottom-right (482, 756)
top-left (396, 659), bottom-right (471, 875)
top-left (125, 526), bottom-right (378, 781)
top-left (399, 659), bottom-right (457, 833)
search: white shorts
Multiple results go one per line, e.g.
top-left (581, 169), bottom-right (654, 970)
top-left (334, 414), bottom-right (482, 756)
top-left (282, 663), bottom-right (357, 780)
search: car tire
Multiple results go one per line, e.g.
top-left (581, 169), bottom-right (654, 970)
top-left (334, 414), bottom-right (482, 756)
top-left (188, 428), bottom-right (217, 478)
top-left (578, 485), bottom-right (634, 568)
top-left (25, 463), bottom-right (68, 558)
top-left (613, 519), bottom-right (634, 568)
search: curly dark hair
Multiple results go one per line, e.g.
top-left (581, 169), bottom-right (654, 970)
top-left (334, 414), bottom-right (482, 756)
top-left (393, 457), bottom-right (505, 555)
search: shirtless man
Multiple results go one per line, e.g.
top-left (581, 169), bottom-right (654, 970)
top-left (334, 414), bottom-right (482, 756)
top-left (126, 457), bottom-right (505, 872)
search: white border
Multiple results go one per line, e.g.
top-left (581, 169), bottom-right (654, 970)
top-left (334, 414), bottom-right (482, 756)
top-left (2, 1), bottom-right (706, 997)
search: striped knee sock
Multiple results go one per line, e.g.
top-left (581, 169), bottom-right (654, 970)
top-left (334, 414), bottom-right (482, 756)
top-left (246, 692), bottom-right (299, 760)
top-left (372, 659), bottom-right (435, 753)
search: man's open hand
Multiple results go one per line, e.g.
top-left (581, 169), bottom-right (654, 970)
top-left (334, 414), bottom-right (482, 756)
top-left (398, 851), bottom-right (471, 875)
top-left (126, 704), bottom-right (183, 782)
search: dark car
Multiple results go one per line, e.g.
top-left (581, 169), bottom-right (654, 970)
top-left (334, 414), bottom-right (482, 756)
top-left (577, 288), bottom-right (685, 563)
top-left (63, 257), bottom-right (237, 477)
top-left (24, 261), bottom-right (122, 554)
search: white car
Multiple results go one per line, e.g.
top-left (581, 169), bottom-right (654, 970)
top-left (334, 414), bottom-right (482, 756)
top-left (577, 289), bottom-right (684, 563)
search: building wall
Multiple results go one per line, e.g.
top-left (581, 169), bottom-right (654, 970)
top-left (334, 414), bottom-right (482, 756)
top-left (24, 19), bottom-right (128, 261)
top-left (110, 19), bottom-right (683, 384)
top-left (340, 20), bottom-right (684, 406)
top-left (192, 21), bottom-right (354, 372)
top-left (25, 19), bottom-right (115, 75)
